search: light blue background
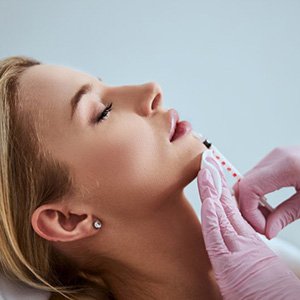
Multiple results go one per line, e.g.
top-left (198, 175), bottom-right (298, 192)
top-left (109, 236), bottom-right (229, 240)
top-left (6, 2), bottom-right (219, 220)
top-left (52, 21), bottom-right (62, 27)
top-left (1, 0), bottom-right (300, 247)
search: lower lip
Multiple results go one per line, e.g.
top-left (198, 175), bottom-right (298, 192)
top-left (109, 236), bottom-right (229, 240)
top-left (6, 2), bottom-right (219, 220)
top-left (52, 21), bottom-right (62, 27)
top-left (170, 121), bottom-right (193, 142)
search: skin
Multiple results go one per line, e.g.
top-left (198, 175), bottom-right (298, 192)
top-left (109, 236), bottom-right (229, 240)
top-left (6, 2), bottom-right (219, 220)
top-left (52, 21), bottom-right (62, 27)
top-left (19, 64), bottom-right (221, 299)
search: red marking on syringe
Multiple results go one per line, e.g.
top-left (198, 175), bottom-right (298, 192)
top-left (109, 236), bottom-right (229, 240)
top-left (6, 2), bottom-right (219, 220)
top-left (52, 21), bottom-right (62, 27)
top-left (214, 144), bottom-right (273, 211)
top-left (201, 136), bottom-right (274, 212)
top-left (212, 148), bottom-right (240, 179)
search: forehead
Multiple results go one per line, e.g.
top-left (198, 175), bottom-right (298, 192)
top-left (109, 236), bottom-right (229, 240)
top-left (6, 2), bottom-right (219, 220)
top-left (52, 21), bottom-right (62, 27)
top-left (19, 64), bottom-right (92, 113)
top-left (20, 64), bottom-right (91, 95)
top-left (17, 64), bottom-right (95, 143)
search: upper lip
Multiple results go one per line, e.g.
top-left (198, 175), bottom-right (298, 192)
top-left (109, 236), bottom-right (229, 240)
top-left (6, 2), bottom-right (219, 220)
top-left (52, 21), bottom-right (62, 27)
top-left (168, 109), bottom-right (179, 141)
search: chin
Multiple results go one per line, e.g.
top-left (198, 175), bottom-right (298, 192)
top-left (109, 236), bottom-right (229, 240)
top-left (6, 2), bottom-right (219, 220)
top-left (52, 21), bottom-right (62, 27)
top-left (177, 153), bottom-right (202, 189)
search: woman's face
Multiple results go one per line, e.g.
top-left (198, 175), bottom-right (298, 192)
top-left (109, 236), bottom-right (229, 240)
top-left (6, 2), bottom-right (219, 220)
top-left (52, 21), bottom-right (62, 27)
top-left (19, 64), bottom-right (205, 221)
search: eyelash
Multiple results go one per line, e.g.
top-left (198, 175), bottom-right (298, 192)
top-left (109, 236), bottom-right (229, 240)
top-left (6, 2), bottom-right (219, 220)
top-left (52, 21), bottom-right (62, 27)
top-left (95, 102), bottom-right (113, 124)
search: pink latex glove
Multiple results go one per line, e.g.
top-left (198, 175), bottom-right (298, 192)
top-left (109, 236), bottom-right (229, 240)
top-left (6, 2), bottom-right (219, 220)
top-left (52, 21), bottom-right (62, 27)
top-left (197, 152), bottom-right (300, 300)
top-left (233, 146), bottom-right (300, 239)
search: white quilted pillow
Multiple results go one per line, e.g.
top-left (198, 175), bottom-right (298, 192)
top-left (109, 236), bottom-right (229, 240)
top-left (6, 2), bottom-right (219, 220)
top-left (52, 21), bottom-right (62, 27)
top-left (0, 274), bottom-right (50, 300)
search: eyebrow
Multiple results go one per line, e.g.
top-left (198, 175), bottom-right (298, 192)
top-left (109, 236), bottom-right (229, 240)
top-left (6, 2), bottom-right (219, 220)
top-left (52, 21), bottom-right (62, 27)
top-left (70, 77), bottom-right (102, 121)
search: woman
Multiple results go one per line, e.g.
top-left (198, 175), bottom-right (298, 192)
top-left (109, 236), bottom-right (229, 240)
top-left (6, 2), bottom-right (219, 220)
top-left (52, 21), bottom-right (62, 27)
top-left (0, 56), bottom-right (221, 299)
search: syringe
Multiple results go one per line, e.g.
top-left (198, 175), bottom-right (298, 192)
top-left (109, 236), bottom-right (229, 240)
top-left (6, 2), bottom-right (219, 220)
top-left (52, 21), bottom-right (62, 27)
top-left (192, 131), bottom-right (274, 212)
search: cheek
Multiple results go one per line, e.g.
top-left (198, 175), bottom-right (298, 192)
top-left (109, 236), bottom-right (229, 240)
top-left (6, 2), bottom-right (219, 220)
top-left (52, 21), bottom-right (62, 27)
top-left (85, 125), bottom-right (171, 213)
top-left (72, 118), bottom-right (201, 217)
top-left (95, 127), bottom-right (160, 197)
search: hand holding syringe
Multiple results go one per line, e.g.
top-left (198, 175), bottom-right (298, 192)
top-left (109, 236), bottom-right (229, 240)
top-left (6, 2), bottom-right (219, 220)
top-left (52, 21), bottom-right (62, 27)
top-left (197, 145), bottom-right (300, 300)
top-left (192, 131), bottom-right (274, 213)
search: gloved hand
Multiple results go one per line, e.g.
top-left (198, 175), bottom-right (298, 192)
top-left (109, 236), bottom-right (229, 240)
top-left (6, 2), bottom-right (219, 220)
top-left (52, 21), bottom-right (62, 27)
top-left (197, 151), bottom-right (300, 300)
top-left (233, 146), bottom-right (300, 239)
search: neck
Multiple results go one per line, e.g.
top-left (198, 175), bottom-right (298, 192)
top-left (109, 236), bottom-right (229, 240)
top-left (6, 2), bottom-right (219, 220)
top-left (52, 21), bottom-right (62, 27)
top-left (91, 191), bottom-right (221, 299)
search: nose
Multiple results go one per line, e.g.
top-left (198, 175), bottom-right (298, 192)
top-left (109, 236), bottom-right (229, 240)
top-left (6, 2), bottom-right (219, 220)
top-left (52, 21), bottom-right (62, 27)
top-left (139, 82), bottom-right (163, 116)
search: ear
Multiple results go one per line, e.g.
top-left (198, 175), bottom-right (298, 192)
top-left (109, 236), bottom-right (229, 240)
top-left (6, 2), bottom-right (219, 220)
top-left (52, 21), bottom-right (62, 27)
top-left (31, 203), bottom-right (100, 242)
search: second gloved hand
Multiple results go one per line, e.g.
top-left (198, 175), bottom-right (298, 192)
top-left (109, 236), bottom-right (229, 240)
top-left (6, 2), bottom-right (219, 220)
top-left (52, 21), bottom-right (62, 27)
top-left (197, 153), bottom-right (300, 300)
top-left (233, 146), bottom-right (300, 238)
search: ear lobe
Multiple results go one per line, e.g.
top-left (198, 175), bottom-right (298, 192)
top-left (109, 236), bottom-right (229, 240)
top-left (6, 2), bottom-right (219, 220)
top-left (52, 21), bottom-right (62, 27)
top-left (31, 204), bottom-right (99, 242)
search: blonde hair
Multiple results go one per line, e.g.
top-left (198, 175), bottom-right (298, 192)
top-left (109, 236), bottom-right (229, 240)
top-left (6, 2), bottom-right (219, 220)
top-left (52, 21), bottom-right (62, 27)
top-left (0, 56), bottom-right (115, 299)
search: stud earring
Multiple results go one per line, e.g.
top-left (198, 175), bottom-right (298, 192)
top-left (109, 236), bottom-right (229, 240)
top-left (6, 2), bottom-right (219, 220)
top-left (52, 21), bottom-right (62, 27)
top-left (93, 219), bottom-right (102, 229)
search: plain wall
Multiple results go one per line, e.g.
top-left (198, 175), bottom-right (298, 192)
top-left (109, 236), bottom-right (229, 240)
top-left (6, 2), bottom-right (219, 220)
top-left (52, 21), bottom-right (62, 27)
top-left (1, 0), bottom-right (300, 247)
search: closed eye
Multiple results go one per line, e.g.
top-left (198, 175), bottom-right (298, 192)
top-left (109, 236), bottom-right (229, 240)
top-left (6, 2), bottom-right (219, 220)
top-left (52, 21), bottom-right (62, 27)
top-left (94, 102), bottom-right (113, 124)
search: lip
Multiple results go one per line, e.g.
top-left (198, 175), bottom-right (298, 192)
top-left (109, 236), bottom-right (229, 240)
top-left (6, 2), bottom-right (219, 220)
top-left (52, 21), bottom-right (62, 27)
top-left (168, 109), bottom-right (179, 141)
